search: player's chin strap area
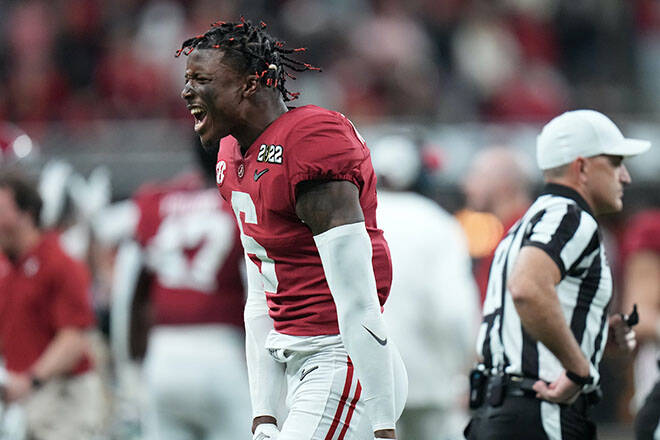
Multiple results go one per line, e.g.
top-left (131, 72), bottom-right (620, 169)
top-left (314, 221), bottom-right (397, 432)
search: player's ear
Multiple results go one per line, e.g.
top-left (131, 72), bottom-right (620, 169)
top-left (242, 74), bottom-right (259, 98)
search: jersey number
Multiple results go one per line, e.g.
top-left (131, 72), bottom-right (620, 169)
top-left (147, 210), bottom-right (233, 292)
top-left (231, 191), bottom-right (279, 293)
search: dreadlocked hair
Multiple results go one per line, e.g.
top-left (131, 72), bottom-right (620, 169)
top-left (176, 17), bottom-right (321, 102)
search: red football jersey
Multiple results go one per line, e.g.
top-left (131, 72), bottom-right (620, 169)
top-left (216, 105), bottom-right (392, 336)
top-left (0, 233), bottom-right (95, 374)
top-left (134, 176), bottom-right (244, 327)
top-left (620, 210), bottom-right (660, 263)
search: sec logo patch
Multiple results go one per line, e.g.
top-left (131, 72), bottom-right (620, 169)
top-left (216, 161), bottom-right (226, 186)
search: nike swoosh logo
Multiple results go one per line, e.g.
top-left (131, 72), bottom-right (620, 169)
top-left (362, 325), bottom-right (387, 346)
top-left (300, 365), bottom-right (319, 381)
top-left (254, 168), bottom-right (269, 181)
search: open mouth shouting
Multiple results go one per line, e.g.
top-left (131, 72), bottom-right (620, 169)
top-left (188, 105), bottom-right (208, 133)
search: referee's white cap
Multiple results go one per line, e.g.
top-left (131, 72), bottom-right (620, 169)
top-left (536, 109), bottom-right (651, 170)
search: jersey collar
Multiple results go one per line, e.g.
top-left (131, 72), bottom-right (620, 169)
top-left (540, 183), bottom-right (595, 218)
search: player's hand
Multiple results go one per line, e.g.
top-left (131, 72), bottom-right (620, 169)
top-left (608, 313), bottom-right (636, 354)
top-left (533, 372), bottom-right (581, 404)
top-left (4, 373), bottom-right (32, 403)
top-left (374, 428), bottom-right (396, 438)
top-left (253, 422), bottom-right (279, 440)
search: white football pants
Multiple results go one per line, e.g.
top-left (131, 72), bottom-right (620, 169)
top-left (268, 335), bottom-right (408, 440)
top-left (143, 325), bottom-right (251, 440)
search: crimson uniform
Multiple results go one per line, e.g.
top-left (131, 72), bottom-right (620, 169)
top-left (128, 177), bottom-right (250, 440)
top-left (216, 105), bottom-right (406, 440)
top-left (133, 179), bottom-right (244, 327)
top-left (0, 232), bottom-right (102, 439)
top-left (621, 210), bottom-right (660, 439)
top-left (216, 105), bottom-right (392, 335)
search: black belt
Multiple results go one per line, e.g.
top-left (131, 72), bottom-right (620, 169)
top-left (485, 375), bottom-right (601, 414)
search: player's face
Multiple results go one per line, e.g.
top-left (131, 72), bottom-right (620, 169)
top-left (583, 155), bottom-right (631, 214)
top-left (182, 49), bottom-right (245, 149)
top-left (0, 188), bottom-right (20, 254)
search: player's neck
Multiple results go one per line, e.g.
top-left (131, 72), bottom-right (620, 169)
top-left (235, 99), bottom-right (288, 154)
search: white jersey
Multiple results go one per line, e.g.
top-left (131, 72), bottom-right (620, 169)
top-left (377, 190), bottom-right (480, 408)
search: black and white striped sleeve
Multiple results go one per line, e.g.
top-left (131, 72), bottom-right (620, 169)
top-left (522, 202), bottom-right (599, 278)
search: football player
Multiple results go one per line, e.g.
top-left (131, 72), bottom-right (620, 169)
top-left (101, 141), bottom-right (251, 439)
top-left (178, 19), bottom-right (407, 440)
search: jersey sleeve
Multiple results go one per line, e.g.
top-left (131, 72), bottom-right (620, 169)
top-left (51, 257), bottom-right (96, 329)
top-left (522, 202), bottom-right (599, 278)
top-left (621, 211), bottom-right (660, 262)
top-left (286, 112), bottom-right (369, 203)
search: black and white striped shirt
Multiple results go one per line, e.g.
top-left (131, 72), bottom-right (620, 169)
top-left (476, 183), bottom-right (612, 390)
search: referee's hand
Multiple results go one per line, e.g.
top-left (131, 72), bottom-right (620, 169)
top-left (533, 372), bottom-right (581, 404)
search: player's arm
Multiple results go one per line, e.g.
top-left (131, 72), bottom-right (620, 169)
top-left (128, 264), bottom-right (153, 361)
top-left (623, 250), bottom-right (660, 344)
top-left (110, 240), bottom-right (150, 365)
top-left (27, 327), bottom-right (90, 381)
top-left (4, 326), bottom-right (91, 402)
top-left (297, 180), bottom-right (396, 439)
top-left (508, 246), bottom-right (590, 403)
top-left (245, 254), bottom-right (286, 435)
top-left (5, 259), bottom-right (96, 402)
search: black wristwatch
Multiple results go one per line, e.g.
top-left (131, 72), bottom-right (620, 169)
top-left (30, 375), bottom-right (44, 390)
top-left (565, 370), bottom-right (593, 386)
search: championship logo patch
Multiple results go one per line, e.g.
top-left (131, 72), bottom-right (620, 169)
top-left (256, 144), bottom-right (284, 164)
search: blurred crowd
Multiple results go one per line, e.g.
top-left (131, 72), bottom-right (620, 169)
top-left (2, 0), bottom-right (660, 127)
top-left (2, 0), bottom-right (660, 438)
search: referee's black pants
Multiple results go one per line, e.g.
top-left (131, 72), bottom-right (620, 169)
top-left (635, 379), bottom-right (660, 440)
top-left (465, 395), bottom-right (597, 440)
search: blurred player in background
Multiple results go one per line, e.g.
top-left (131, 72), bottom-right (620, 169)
top-left (463, 145), bottom-right (534, 303)
top-left (0, 172), bottom-right (104, 440)
top-left (99, 140), bottom-right (251, 439)
top-left (179, 19), bottom-right (407, 440)
top-left (620, 210), bottom-right (660, 439)
top-left (372, 135), bottom-right (479, 440)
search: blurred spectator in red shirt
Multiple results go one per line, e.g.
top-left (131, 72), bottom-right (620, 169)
top-left (0, 172), bottom-right (104, 440)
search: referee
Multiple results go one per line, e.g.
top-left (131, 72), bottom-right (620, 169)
top-left (465, 110), bottom-right (650, 440)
